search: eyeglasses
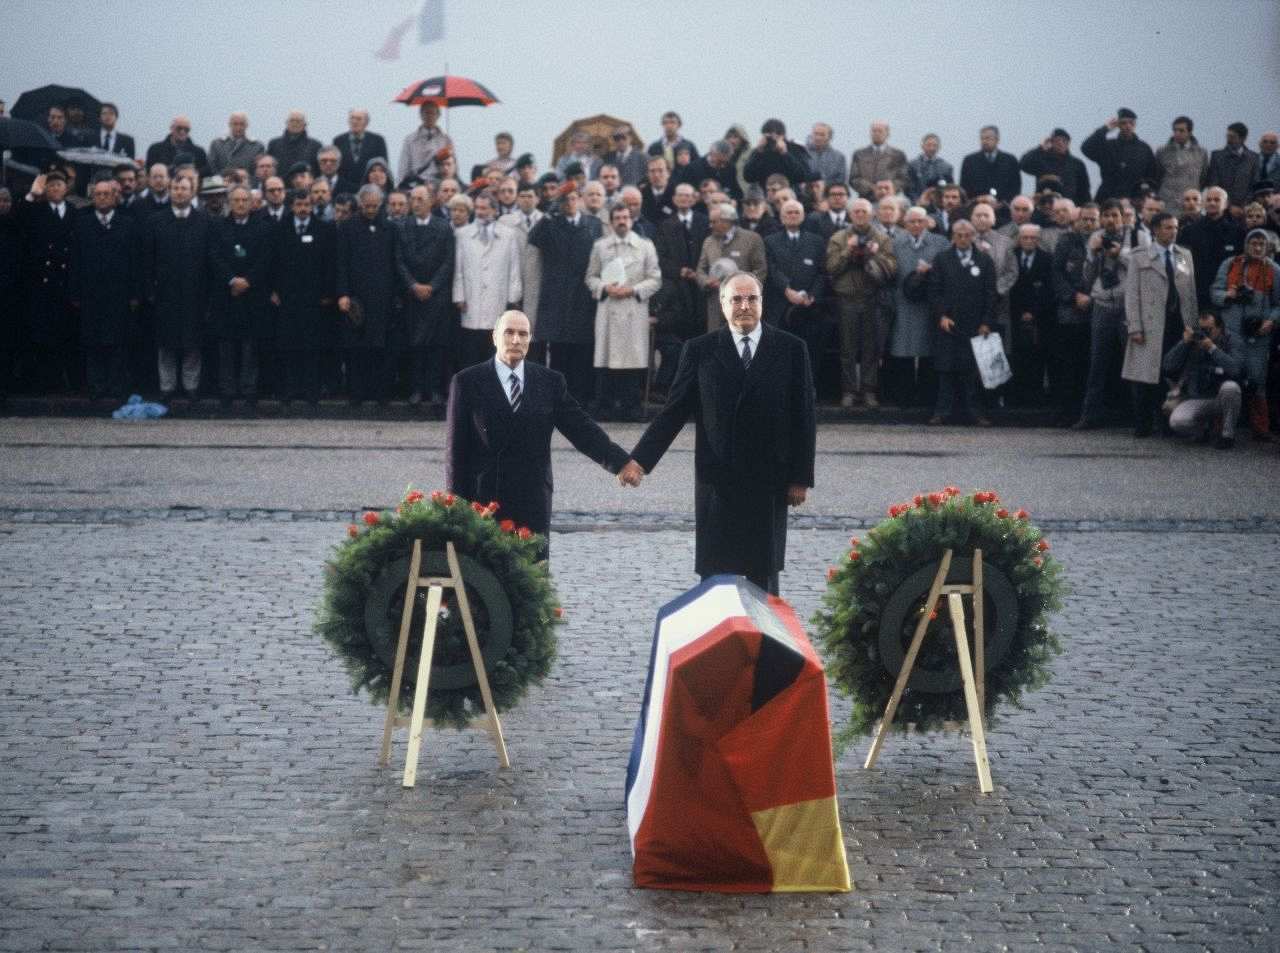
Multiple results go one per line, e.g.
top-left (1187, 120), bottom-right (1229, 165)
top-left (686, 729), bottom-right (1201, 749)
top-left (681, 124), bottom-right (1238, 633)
top-left (728, 295), bottom-right (760, 306)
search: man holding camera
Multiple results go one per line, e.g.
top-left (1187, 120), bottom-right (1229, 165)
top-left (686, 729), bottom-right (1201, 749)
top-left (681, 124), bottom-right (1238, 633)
top-left (1210, 228), bottom-right (1280, 440)
top-left (1075, 199), bottom-right (1131, 427)
top-left (1163, 312), bottom-right (1243, 448)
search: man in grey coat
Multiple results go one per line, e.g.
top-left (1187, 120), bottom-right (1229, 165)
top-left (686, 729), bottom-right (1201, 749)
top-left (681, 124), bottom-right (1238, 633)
top-left (806, 122), bottom-right (847, 187)
top-left (1154, 117), bottom-right (1209, 210)
top-left (208, 113), bottom-right (265, 174)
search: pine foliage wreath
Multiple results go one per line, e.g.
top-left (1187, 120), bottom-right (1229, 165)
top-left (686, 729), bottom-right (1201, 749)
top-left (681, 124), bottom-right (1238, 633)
top-left (813, 487), bottom-right (1066, 748)
top-left (315, 489), bottom-right (560, 728)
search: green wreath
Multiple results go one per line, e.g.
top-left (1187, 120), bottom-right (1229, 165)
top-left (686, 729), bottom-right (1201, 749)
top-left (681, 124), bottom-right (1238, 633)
top-left (314, 489), bottom-right (560, 728)
top-left (812, 487), bottom-right (1066, 748)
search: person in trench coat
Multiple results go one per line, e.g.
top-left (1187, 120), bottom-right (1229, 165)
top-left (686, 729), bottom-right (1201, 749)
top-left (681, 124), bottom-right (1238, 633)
top-left (584, 204), bottom-right (661, 420)
top-left (1122, 212), bottom-right (1199, 435)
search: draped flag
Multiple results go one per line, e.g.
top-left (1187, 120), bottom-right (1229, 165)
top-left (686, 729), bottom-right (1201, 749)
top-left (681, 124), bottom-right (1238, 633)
top-left (625, 576), bottom-right (851, 893)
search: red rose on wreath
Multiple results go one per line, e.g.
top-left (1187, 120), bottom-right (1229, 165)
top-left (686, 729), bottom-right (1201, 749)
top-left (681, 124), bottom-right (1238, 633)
top-left (1037, 540), bottom-right (1050, 552)
top-left (488, 500), bottom-right (500, 512)
top-left (362, 511), bottom-right (380, 526)
top-left (827, 567), bottom-right (838, 581)
top-left (431, 490), bottom-right (444, 503)
top-left (913, 494), bottom-right (924, 506)
top-left (405, 490), bottom-right (424, 504)
top-left (996, 508), bottom-right (1009, 519)
top-left (553, 606), bottom-right (563, 618)
top-left (444, 493), bottom-right (456, 506)
top-left (472, 501), bottom-right (486, 514)
top-left (849, 536), bottom-right (860, 548)
top-left (517, 526), bottom-right (532, 540)
top-left (347, 524), bottom-right (359, 538)
top-left (1016, 508), bottom-right (1029, 520)
top-left (1033, 556), bottom-right (1043, 568)
top-left (848, 550), bottom-right (861, 561)
top-left (500, 519), bottom-right (515, 532)
top-left (927, 492), bottom-right (944, 506)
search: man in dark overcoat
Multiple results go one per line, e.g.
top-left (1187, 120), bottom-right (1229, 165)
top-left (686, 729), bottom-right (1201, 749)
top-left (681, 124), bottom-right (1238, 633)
top-left (927, 218), bottom-right (997, 425)
top-left (209, 186), bottom-right (273, 402)
top-left (0, 189), bottom-right (23, 400)
top-left (336, 185), bottom-right (400, 403)
top-left (621, 272), bottom-right (816, 595)
top-left (270, 189), bottom-right (335, 404)
top-left (653, 183), bottom-right (709, 390)
top-left (1006, 223), bottom-right (1056, 406)
top-left (396, 184), bottom-right (455, 412)
top-left (527, 186), bottom-right (603, 404)
top-left (764, 198), bottom-right (828, 385)
top-left (144, 176), bottom-right (213, 397)
top-left (17, 171), bottom-right (77, 393)
top-left (446, 310), bottom-right (630, 560)
top-left (70, 178), bottom-right (140, 399)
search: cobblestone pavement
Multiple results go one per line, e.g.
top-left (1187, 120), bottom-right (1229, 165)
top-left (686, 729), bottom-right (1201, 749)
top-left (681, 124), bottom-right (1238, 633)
top-left (1, 519), bottom-right (1276, 953)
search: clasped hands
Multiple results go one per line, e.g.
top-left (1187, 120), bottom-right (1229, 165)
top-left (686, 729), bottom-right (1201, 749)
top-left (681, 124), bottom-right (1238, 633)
top-left (618, 460), bottom-right (807, 507)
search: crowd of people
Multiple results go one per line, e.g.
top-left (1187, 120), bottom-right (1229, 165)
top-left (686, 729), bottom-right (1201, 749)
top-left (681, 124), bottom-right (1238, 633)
top-left (2, 97), bottom-right (1278, 449)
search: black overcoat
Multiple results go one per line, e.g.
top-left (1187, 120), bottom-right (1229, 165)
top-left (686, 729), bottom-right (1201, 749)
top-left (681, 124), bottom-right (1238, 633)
top-left (928, 246), bottom-right (997, 373)
top-left (18, 201), bottom-right (75, 347)
top-left (655, 211), bottom-right (709, 340)
top-left (144, 208), bottom-right (213, 349)
top-left (336, 214), bottom-right (398, 349)
top-left (0, 216), bottom-right (25, 350)
top-left (764, 229), bottom-right (827, 323)
top-left (209, 216), bottom-right (273, 340)
top-left (270, 217), bottom-right (335, 348)
top-left (70, 212), bottom-right (140, 347)
top-left (395, 216), bottom-right (454, 347)
top-left (631, 324), bottom-right (816, 580)
top-left (527, 213), bottom-right (602, 344)
top-left (445, 359), bottom-right (629, 540)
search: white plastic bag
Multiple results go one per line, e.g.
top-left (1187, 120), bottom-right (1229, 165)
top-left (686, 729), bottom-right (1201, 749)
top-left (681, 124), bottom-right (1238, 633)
top-left (970, 332), bottom-right (1012, 390)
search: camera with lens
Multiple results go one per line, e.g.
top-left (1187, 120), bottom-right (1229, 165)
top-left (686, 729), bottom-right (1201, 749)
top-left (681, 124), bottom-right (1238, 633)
top-left (1242, 316), bottom-right (1265, 338)
top-left (1100, 235), bottom-right (1119, 251)
top-left (1234, 285), bottom-right (1254, 304)
top-left (1192, 329), bottom-right (1210, 342)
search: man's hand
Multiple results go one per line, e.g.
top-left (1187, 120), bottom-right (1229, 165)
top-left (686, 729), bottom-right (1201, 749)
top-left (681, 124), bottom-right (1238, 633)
top-left (607, 284), bottom-right (633, 299)
top-left (412, 282), bottom-right (433, 302)
top-left (1021, 311), bottom-right (1034, 323)
top-left (1261, 319), bottom-right (1275, 336)
top-left (679, 266), bottom-right (696, 280)
top-left (915, 260), bottom-right (932, 274)
top-left (30, 173), bottom-right (46, 198)
top-left (705, 276), bottom-right (719, 289)
top-left (1041, 136), bottom-right (1054, 151)
top-left (618, 459), bottom-right (645, 487)
top-left (229, 277), bottom-right (250, 296)
top-left (784, 287), bottom-right (806, 306)
top-left (939, 316), bottom-right (955, 333)
top-left (270, 291), bottom-right (281, 306)
top-left (1198, 334), bottom-right (1215, 352)
top-left (786, 485), bottom-right (807, 506)
top-left (1088, 234), bottom-right (1103, 252)
top-left (1105, 116), bottom-right (1120, 130)
top-left (1074, 292), bottom-right (1091, 311)
top-left (456, 301), bottom-right (467, 313)
top-left (337, 295), bottom-right (351, 314)
top-left (977, 323), bottom-right (990, 337)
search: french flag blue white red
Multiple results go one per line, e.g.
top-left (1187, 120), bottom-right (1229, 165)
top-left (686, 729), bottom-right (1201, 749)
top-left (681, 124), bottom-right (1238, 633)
top-left (377, 0), bottom-right (444, 61)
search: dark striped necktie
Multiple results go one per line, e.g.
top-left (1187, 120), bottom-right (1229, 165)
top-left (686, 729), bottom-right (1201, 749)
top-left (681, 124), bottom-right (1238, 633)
top-left (740, 336), bottom-right (753, 369)
top-left (508, 372), bottom-right (521, 411)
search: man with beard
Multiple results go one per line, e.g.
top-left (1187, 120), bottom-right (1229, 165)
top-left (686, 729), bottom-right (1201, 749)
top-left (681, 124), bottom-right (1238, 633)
top-left (271, 189), bottom-right (335, 406)
top-left (336, 185), bottom-right (400, 405)
top-left (71, 178), bottom-right (140, 399)
top-left (145, 176), bottom-right (212, 399)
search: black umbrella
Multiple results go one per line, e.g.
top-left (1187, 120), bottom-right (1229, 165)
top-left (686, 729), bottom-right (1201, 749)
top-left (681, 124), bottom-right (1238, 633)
top-left (0, 116), bottom-right (62, 151)
top-left (11, 85), bottom-right (102, 124)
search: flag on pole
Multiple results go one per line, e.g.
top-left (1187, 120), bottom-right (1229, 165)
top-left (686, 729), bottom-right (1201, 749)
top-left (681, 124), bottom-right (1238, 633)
top-left (377, 1), bottom-right (445, 61)
top-left (625, 576), bottom-right (851, 893)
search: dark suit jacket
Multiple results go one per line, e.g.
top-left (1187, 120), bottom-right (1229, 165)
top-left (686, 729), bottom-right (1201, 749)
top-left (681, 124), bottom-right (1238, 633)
top-left (763, 230), bottom-right (826, 323)
top-left (630, 324), bottom-right (816, 579)
top-left (655, 211), bottom-right (710, 338)
top-left (1008, 248), bottom-right (1056, 322)
top-left (446, 359), bottom-right (629, 542)
top-left (270, 215), bottom-right (336, 346)
top-left (959, 150), bottom-right (1022, 203)
top-left (333, 131), bottom-right (389, 187)
top-left (95, 130), bottom-right (136, 159)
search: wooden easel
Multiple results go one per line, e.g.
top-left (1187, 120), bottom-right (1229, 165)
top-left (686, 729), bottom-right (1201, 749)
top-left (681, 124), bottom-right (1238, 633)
top-left (863, 548), bottom-right (994, 794)
top-left (377, 539), bottom-right (510, 788)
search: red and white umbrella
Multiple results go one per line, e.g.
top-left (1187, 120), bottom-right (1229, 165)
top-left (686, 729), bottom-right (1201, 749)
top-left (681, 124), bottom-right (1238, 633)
top-left (393, 75), bottom-right (498, 109)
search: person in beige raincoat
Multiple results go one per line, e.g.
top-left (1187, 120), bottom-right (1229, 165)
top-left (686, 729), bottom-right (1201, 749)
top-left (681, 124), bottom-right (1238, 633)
top-left (585, 204), bottom-right (661, 420)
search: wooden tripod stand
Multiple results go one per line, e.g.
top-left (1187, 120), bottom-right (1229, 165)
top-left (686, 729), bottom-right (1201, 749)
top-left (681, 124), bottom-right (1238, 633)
top-left (863, 548), bottom-right (994, 794)
top-left (377, 539), bottom-right (510, 788)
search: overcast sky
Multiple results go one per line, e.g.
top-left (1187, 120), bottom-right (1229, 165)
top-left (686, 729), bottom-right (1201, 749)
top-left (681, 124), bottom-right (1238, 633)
top-left (4, 0), bottom-right (1278, 189)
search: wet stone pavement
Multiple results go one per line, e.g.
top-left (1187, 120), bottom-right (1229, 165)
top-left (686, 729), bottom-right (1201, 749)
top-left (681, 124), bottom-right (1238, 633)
top-left (0, 521), bottom-right (1277, 953)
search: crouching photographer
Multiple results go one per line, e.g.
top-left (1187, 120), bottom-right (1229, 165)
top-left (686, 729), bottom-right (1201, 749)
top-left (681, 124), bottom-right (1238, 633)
top-left (1163, 312), bottom-right (1244, 449)
top-left (1210, 228), bottom-right (1280, 441)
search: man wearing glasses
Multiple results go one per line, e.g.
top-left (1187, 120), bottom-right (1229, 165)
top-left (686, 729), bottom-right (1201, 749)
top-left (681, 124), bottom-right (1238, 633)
top-left (145, 116), bottom-right (210, 177)
top-left (258, 177), bottom-right (288, 224)
top-left (620, 272), bottom-right (816, 595)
